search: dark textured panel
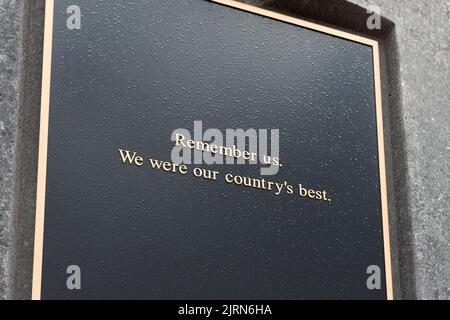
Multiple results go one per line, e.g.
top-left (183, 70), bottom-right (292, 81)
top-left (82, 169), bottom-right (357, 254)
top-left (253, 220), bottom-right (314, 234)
top-left (40, 0), bottom-right (385, 299)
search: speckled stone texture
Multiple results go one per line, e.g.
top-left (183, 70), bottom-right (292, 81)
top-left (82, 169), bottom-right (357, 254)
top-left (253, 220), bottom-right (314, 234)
top-left (0, 0), bottom-right (448, 299)
top-left (0, 0), bottom-right (26, 300)
top-left (0, 0), bottom-right (45, 299)
top-left (348, 0), bottom-right (450, 301)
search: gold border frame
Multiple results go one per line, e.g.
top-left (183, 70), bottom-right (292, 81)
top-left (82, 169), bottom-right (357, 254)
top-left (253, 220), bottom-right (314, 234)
top-left (32, 0), bottom-right (393, 300)
top-left (32, 0), bottom-right (54, 300)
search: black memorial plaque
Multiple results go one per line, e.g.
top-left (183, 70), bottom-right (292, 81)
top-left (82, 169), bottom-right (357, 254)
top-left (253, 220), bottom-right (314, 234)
top-left (33, 0), bottom-right (393, 299)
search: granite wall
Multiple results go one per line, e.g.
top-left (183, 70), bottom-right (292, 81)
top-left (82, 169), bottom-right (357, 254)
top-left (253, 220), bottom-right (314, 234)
top-left (0, 0), bottom-right (448, 299)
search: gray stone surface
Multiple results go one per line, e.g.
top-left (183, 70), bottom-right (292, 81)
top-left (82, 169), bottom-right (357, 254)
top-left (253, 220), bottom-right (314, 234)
top-left (349, 0), bottom-right (450, 300)
top-left (0, 0), bottom-right (45, 300)
top-left (0, 0), bottom-right (26, 300)
top-left (0, 0), bottom-right (449, 299)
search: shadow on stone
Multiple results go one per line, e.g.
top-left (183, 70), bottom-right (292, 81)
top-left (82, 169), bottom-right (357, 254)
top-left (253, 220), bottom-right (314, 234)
top-left (11, 0), bottom-right (45, 300)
